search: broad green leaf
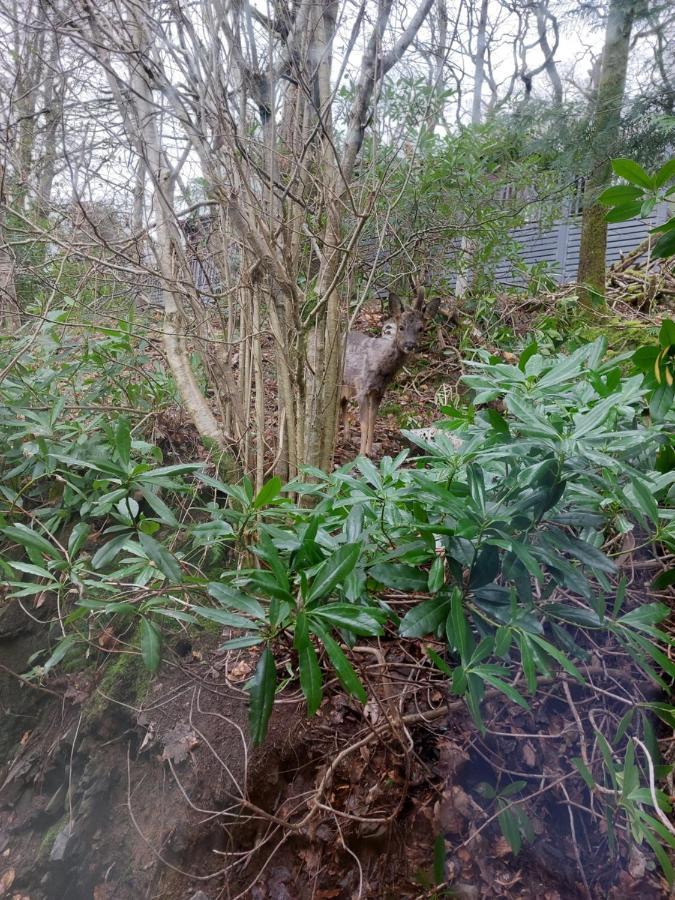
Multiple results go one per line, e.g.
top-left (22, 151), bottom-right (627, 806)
top-left (651, 568), bottom-right (675, 591)
top-left (255, 532), bottom-right (290, 593)
top-left (470, 546), bottom-right (500, 588)
top-left (140, 617), bottom-right (161, 672)
top-left (621, 739), bottom-right (639, 799)
top-left (1, 524), bottom-right (62, 560)
top-left (629, 477), bottom-right (659, 526)
top-left (191, 520), bottom-right (235, 542)
top-left (298, 640), bottom-right (322, 716)
top-left (605, 202), bottom-right (643, 222)
top-left (139, 533), bottom-right (182, 582)
top-left (310, 603), bottom-right (386, 636)
top-left (427, 647), bottom-right (453, 678)
top-left (399, 593), bottom-right (451, 638)
top-left (207, 583), bottom-right (265, 619)
top-left (597, 185), bottom-right (644, 204)
top-left (310, 622), bottom-right (367, 702)
top-left (142, 462), bottom-right (204, 480)
top-left (500, 780), bottom-right (527, 798)
top-left (253, 476), bottom-right (282, 509)
top-left (644, 827), bottom-right (674, 886)
top-left (505, 396), bottom-right (559, 439)
top-left (611, 158), bottom-right (654, 189)
top-left (650, 384), bottom-right (674, 421)
top-left (654, 157), bottom-right (675, 188)
top-left (306, 543), bottom-right (361, 603)
top-left (139, 487), bottom-right (180, 526)
top-left (528, 634), bottom-right (586, 683)
top-left (618, 602), bottom-right (669, 630)
top-left (427, 556), bottom-right (445, 594)
top-left (475, 670), bottom-right (529, 711)
top-left (115, 418), bottom-right (131, 467)
top-left (68, 522), bottom-right (91, 558)
top-left (117, 496), bottom-right (139, 521)
top-left (42, 634), bottom-right (78, 674)
top-left (449, 587), bottom-right (473, 660)
top-left (571, 757), bottom-right (595, 790)
top-left (91, 533), bottom-right (132, 569)
top-left (192, 605), bottom-right (260, 629)
top-left (659, 319), bottom-right (675, 348)
top-left (8, 561), bottom-right (56, 581)
top-left (218, 635), bottom-right (264, 650)
top-left (248, 647), bottom-right (277, 744)
top-left (369, 562), bottom-right (428, 592)
top-left (653, 228), bottom-right (675, 259)
top-left (508, 542), bottom-right (545, 582)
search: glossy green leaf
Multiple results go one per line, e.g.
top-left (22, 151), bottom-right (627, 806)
top-left (310, 621), bottom-right (367, 703)
top-left (191, 605), bottom-right (260, 629)
top-left (115, 418), bottom-right (131, 467)
top-left (68, 522), bottom-right (91, 558)
top-left (298, 640), bottom-right (322, 716)
top-left (1, 524), bottom-right (62, 560)
top-left (476, 670), bottom-right (529, 710)
top-left (310, 603), bottom-right (386, 636)
top-left (369, 562), bottom-right (428, 592)
top-left (139, 532), bottom-right (182, 582)
top-left (306, 543), bottom-right (361, 603)
top-left (140, 617), bottom-right (161, 673)
top-left (253, 476), bottom-right (282, 509)
top-left (650, 384), bottom-right (674, 421)
top-left (528, 634), bottom-right (585, 683)
top-left (605, 202), bottom-right (643, 223)
top-left (611, 158), bottom-right (654, 189)
top-left (248, 647), bottom-right (277, 745)
top-left (207, 583), bottom-right (265, 619)
top-left (571, 757), bottom-right (595, 790)
top-left (653, 228), bottom-right (675, 259)
top-left (597, 185), bottom-right (644, 204)
top-left (427, 556), bottom-right (445, 594)
top-left (399, 593), bottom-right (451, 638)
top-left (654, 157), bottom-right (675, 188)
top-left (42, 634), bottom-right (78, 674)
top-left (91, 533), bottom-right (132, 570)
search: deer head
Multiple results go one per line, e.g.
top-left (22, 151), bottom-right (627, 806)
top-left (387, 287), bottom-right (441, 354)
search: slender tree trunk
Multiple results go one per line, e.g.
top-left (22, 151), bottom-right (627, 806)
top-left (0, 164), bottom-right (21, 331)
top-left (456, 0), bottom-right (488, 300)
top-left (471, 0), bottom-right (489, 125)
top-left (577, 0), bottom-right (637, 305)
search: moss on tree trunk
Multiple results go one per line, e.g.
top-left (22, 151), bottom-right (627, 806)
top-left (577, 0), bottom-right (639, 305)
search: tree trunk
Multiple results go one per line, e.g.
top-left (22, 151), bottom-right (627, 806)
top-left (456, 0), bottom-right (488, 300)
top-left (0, 164), bottom-right (21, 331)
top-left (577, 0), bottom-right (637, 305)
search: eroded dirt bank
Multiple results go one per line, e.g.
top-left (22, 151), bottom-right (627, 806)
top-left (0, 597), bottom-right (670, 900)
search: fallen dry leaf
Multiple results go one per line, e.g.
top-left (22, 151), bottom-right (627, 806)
top-left (0, 869), bottom-right (16, 896)
top-left (494, 836), bottom-right (512, 858)
top-left (522, 741), bottom-right (536, 767)
top-left (229, 660), bottom-right (253, 682)
top-left (160, 723), bottom-right (199, 763)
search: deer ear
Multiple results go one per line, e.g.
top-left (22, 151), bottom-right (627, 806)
top-left (426, 296), bottom-right (441, 318)
top-left (414, 287), bottom-right (425, 310)
top-left (388, 292), bottom-right (403, 317)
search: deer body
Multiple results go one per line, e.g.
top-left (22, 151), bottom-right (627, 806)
top-left (341, 289), bottom-right (439, 456)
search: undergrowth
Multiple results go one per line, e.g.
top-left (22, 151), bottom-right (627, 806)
top-left (1, 315), bottom-right (674, 882)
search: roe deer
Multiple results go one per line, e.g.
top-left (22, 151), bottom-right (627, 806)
top-left (341, 287), bottom-right (440, 457)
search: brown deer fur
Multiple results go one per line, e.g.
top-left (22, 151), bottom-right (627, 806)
top-left (341, 288), bottom-right (440, 456)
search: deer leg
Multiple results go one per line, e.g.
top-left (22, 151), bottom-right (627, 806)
top-left (358, 398), bottom-right (369, 456)
top-left (365, 394), bottom-right (378, 457)
top-left (341, 397), bottom-right (350, 443)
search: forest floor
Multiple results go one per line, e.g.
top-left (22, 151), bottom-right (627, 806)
top-left (1, 278), bottom-right (673, 900)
